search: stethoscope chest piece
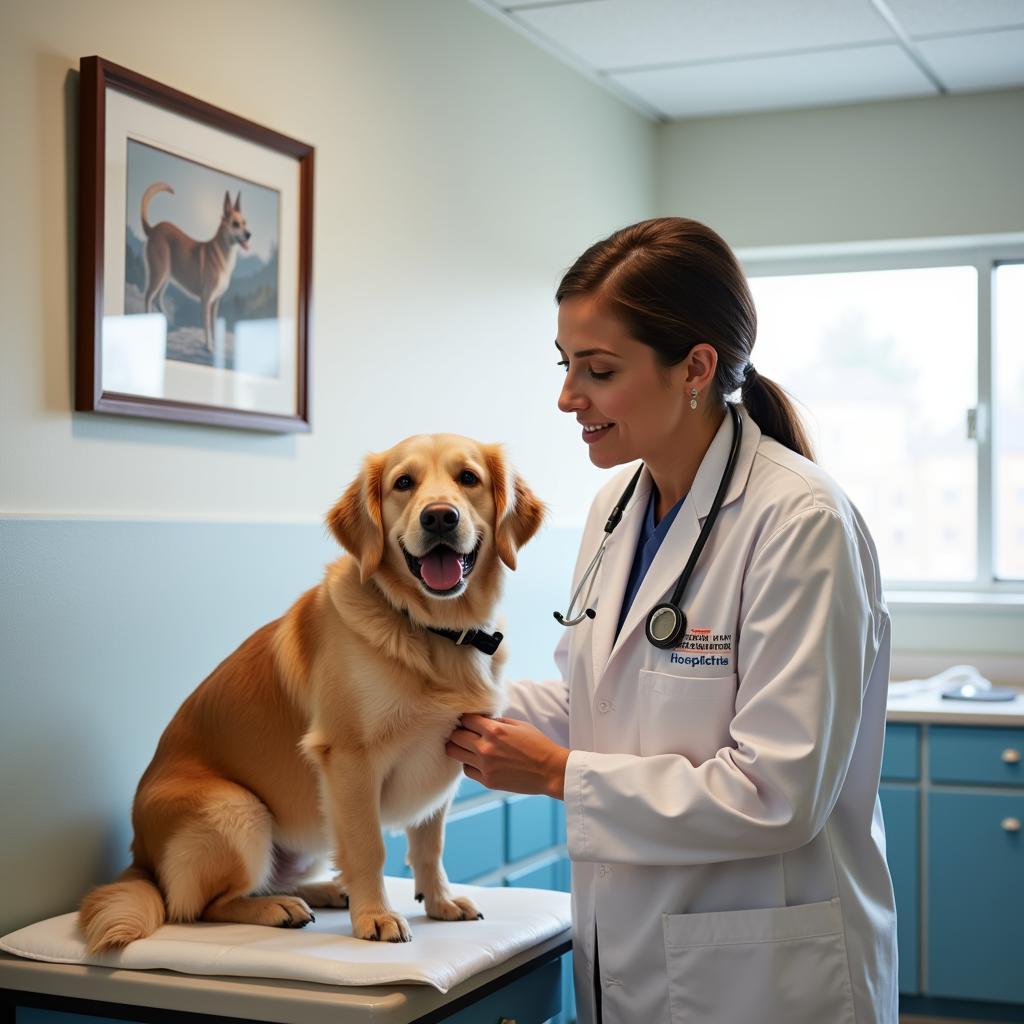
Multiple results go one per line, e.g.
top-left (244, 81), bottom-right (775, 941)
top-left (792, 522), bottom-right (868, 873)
top-left (646, 603), bottom-right (686, 649)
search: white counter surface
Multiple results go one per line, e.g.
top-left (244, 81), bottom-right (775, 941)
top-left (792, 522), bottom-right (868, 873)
top-left (886, 687), bottom-right (1024, 726)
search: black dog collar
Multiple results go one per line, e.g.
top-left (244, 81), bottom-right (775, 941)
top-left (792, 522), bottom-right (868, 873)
top-left (426, 625), bottom-right (504, 657)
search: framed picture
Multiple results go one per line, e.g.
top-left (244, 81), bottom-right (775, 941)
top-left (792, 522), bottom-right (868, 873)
top-left (76, 56), bottom-right (314, 432)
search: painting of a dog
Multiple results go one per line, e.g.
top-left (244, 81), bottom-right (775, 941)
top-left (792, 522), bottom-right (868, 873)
top-left (123, 140), bottom-right (280, 373)
top-left (141, 183), bottom-right (251, 353)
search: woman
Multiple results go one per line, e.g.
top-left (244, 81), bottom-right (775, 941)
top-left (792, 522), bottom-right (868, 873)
top-left (446, 217), bottom-right (897, 1024)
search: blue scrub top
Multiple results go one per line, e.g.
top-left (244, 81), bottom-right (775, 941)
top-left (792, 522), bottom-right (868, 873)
top-left (614, 487), bottom-right (686, 641)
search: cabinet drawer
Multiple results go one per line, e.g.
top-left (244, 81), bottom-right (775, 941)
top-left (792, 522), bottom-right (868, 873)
top-left (927, 790), bottom-right (1024, 1003)
top-left (506, 795), bottom-right (557, 862)
top-left (881, 723), bottom-right (920, 781)
top-left (445, 800), bottom-right (505, 882)
top-left (930, 726), bottom-right (1024, 786)
top-left (444, 956), bottom-right (561, 1024)
top-left (506, 856), bottom-right (560, 890)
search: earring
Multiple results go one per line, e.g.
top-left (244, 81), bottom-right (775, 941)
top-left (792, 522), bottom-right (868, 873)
top-left (690, 388), bottom-right (698, 411)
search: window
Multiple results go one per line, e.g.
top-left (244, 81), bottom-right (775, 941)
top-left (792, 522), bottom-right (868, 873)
top-left (741, 241), bottom-right (1024, 592)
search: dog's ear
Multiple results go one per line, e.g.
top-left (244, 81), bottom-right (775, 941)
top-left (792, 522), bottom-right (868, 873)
top-left (234, 191), bottom-right (242, 212)
top-left (483, 444), bottom-right (546, 571)
top-left (223, 190), bottom-right (232, 216)
top-left (327, 454), bottom-right (386, 583)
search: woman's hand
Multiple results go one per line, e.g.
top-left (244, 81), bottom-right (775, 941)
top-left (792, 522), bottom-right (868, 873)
top-left (445, 715), bottom-right (570, 800)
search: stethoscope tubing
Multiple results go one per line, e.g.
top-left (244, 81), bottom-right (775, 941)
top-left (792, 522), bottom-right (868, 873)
top-left (554, 403), bottom-right (743, 648)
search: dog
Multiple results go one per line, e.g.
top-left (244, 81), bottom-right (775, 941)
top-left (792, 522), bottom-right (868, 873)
top-left (140, 182), bottom-right (252, 352)
top-left (79, 434), bottom-right (545, 950)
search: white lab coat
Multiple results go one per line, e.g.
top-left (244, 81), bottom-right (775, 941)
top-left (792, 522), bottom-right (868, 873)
top-left (504, 405), bottom-right (897, 1024)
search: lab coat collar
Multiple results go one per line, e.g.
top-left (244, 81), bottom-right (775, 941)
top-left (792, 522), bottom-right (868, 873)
top-left (594, 404), bottom-right (761, 685)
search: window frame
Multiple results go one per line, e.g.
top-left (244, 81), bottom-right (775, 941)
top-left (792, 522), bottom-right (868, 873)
top-left (737, 233), bottom-right (1024, 603)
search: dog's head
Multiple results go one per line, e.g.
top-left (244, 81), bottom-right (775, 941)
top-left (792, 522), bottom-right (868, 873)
top-left (222, 191), bottom-right (252, 252)
top-left (327, 434), bottom-right (545, 622)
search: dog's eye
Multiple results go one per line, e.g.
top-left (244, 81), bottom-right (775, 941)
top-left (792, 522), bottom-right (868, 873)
top-left (459, 470), bottom-right (479, 486)
top-left (394, 475), bottom-right (414, 491)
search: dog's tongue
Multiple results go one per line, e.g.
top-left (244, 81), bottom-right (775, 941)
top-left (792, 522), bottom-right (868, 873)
top-left (420, 547), bottom-right (464, 591)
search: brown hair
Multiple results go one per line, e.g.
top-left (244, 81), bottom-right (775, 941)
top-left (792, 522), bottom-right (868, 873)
top-left (556, 217), bottom-right (814, 461)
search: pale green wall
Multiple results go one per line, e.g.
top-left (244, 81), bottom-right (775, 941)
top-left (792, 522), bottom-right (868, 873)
top-left (656, 87), bottom-right (1024, 248)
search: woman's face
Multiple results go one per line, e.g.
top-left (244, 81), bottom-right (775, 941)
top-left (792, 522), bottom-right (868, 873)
top-left (556, 294), bottom-right (692, 470)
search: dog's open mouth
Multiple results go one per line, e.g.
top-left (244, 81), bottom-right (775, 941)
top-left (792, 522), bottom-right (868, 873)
top-left (403, 540), bottom-right (480, 595)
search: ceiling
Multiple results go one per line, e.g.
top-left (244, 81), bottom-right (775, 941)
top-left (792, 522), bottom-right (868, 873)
top-left (472, 0), bottom-right (1024, 120)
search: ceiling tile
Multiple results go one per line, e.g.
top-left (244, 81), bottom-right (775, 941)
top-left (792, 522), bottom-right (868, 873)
top-left (886, 0), bottom-right (1024, 37)
top-left (916, 28), bottom-right (1024, 90)
top-left (512, 0), bottom-right (894, 70)
top-left (611, 43), bottom-right (936, 119)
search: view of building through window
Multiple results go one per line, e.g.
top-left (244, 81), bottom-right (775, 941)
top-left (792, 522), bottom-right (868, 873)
top-left (748, 266), bottom-right (979, 585)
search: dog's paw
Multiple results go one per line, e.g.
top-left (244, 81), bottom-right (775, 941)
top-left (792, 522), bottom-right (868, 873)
top-left (424, 893), bottom-right (482, 922)
top-left (294, 880), bottom-right (349, 909)
top-left (352, 909), bottom-right (412, 943)
top-left (256, 896), bottom-right (316, 928)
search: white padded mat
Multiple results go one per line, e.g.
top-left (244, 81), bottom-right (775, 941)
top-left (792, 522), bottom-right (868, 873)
top-left (0, 877), bottom-right (571, 993)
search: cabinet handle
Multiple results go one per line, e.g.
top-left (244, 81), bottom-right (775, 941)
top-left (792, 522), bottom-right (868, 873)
top-left (1001, 748), bottom-right (1021, 764)
top-left (498, 1019), bottom-right (518, 1023)
top-left (1002, 817), bottom-right (1021, 833)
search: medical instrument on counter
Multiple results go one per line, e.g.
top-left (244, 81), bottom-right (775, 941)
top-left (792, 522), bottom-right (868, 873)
top-left (554, 402), bottom-right (743, 650)
top-left (939, 664), bottom-right (1019, 702)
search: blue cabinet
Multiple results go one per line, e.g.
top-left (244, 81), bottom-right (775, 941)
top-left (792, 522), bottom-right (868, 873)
top-left (881, 720), bottom-right (1024, 1013)
top-left (927, 790), bottom-right (1024, 1003)
top-left (878, 784), bottom-right (919, 994)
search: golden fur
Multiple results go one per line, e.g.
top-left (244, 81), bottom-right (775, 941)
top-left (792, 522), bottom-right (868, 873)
top-left (79, 434), bottom-right (545, 949)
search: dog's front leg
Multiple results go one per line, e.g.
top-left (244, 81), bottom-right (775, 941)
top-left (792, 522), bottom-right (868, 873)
top-left (407, 804), bottom-right (482, 922)
top-left (320, 751), bottom-right (411, 942)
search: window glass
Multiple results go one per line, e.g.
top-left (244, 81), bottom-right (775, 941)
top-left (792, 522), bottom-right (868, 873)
top-left (994, 263), bottom-right (1024, 581)
top-left (748, 266), bottom-right (978, 583)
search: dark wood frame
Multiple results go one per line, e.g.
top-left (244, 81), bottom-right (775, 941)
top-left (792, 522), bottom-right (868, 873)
top-left (76, 56), bottom-right (314, 432)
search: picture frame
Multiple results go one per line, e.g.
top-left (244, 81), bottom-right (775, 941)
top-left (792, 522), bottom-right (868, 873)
top-left (76, 56), bottom-right (314, 432)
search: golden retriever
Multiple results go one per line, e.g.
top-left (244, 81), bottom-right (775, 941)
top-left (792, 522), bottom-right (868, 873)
top-left (79, 433), bottom-right (544, 950)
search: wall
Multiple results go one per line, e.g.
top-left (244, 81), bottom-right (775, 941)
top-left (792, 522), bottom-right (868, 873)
top-left (0, 0), bottom-right (654, 934)
top-left (656, 87), bottom-right (1024, 248)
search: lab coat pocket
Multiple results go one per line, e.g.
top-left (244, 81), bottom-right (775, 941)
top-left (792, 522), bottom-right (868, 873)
top-left (662, 898), bottom-right (856, 1024)
top-left (636, 670), bottom-right (736, 762)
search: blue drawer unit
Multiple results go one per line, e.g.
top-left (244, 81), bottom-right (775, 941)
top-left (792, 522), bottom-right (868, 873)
top-left (506, 855), bottom-right (560, 890)
top-left (554, 797), bottom-right (567, 844)
top-left (881, 723), bottom-right (920, 780)
top-left (556, 855), bottom-right (572, 892)
top-left (383, 826), bottom-right (410, 877)
top-left (927, 789), bottom-right (1024, 1003)
top-left (930, 725), bottom-right (1024, 787)
top-left (454, 774), bottom-right (492, 802)
top-left (506, 794), bottom-right (557, 862)
top-left (878, 785), bottom-right (919, 993)
top-left (445, 800), bottom-right (505, 882)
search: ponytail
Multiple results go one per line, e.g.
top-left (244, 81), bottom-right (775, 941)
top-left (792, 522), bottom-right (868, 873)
top-left (740, 366), bottom-right (815, 462)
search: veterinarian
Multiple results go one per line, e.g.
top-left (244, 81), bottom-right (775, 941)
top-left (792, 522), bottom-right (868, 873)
top-left (446, 217), bottom-right (897, 1024)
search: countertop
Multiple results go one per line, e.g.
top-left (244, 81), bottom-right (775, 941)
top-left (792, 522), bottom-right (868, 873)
top-left (886, 687), bottom-right (1024, 726)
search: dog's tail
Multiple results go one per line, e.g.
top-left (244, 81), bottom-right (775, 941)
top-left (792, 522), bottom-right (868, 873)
top-left (140, 182), bottom-right (174, 237)
top-left (79, 864), bottom-right (166, 952)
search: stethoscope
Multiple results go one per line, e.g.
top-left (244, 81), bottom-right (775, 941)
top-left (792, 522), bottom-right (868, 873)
top-left (553, 403), bottom-right (743, 650)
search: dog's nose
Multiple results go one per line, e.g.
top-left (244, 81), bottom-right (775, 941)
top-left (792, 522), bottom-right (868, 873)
top-left (420, 503), bottom-right (460, 534)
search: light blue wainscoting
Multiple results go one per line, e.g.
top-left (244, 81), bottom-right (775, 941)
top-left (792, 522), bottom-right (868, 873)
top-left (0, 517), bottom-right (581, 938)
